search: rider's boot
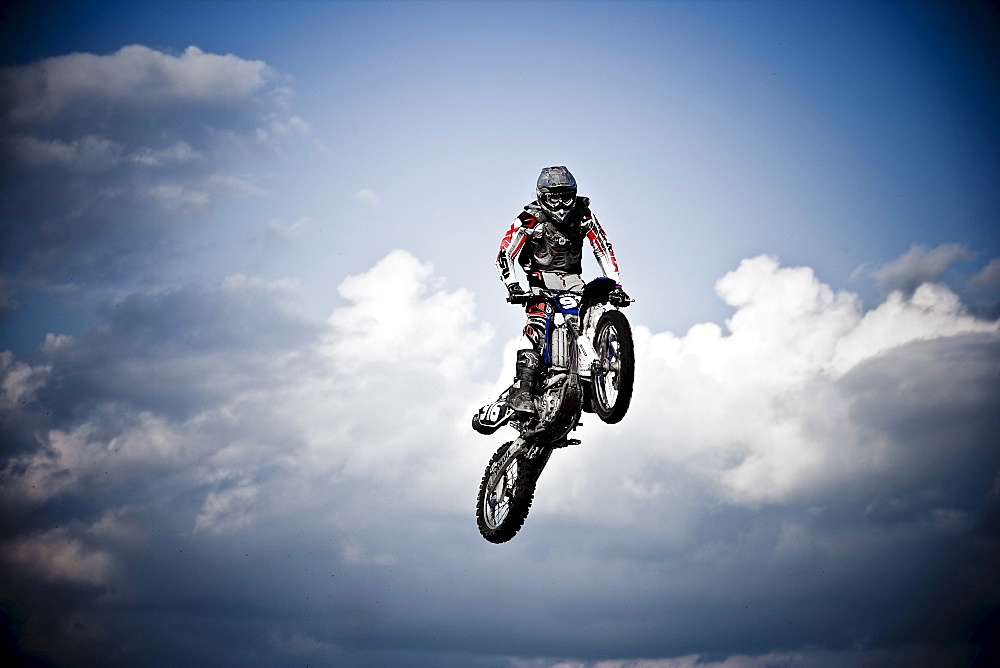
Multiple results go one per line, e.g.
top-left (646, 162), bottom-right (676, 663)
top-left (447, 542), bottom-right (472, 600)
top-left (507, 349), bottom-right (540, 415)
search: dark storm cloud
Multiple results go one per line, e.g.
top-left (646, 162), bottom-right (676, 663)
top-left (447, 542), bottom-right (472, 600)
top-left (3, 247), bottom-right (998, 667)
top-left (40, 278), bottom-right (319, 422)
top-left (0, 275), bottom-right (319, 522)
top-left (1, 39), bottom-right (998, 665)
top-left (0, 270), bottom-right (330, 664)
top-left (0, 45), bottom-right (301, 293)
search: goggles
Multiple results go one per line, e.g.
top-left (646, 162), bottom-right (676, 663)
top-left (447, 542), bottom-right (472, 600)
top-left (542, 192), bottom-right (576, 208)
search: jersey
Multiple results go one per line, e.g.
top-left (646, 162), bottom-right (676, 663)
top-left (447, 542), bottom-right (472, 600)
top-left (495, 196), bottom-right (620, 291)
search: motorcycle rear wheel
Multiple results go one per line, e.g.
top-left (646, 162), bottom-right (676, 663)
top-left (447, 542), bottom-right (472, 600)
top-left (592, 310), bottom-right (634, 424)
top-left (477, 441), bottom-right (542, 543)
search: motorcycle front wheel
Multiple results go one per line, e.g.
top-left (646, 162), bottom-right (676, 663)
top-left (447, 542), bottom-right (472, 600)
top-left (477, 441), bottom-right (541, 543)
top-left (592, 310), bottom-right (635, 424)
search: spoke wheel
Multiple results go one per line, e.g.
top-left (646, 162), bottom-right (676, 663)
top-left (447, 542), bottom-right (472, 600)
top-left (591, 310), bottom-right (634, 424)
top-left (477, 442), bottom-right (542, 543)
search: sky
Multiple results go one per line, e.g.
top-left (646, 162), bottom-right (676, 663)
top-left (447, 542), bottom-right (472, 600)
top-left (0, 0), bottom-right (998, 666)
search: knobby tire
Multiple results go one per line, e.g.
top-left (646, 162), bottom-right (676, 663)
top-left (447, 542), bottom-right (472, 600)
top-left (592, 310), bottom-right (635, 424)
top-left (477, 441), bottom-right (546, 543)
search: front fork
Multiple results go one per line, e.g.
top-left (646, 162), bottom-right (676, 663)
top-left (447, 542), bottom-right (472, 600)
top-left (574, 304), bottom-right (604, 379)
top-left (493, 433), bottom-right (577, 491)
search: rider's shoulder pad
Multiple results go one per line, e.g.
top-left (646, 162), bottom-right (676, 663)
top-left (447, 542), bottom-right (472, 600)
top-left (518, 210), bottom-right (539, 228)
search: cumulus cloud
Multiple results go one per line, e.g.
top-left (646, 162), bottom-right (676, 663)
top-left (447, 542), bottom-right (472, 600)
top-left (326, 249), bottom-right (491, 372)
top-left (1, 250), bottom-right (997, 666)
top-left (557, 256), bottom-right (996, 510)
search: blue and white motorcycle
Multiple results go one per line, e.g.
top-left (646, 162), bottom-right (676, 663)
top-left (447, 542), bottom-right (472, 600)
top-left (472, 277), bottom-right (634, 543)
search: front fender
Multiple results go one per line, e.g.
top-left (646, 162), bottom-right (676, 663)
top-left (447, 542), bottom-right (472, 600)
top-left (580, 277), bottom-right (618, 315)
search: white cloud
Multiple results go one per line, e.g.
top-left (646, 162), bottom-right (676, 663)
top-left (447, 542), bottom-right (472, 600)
top-left (1, 44), bottom-right (271, 123)
top-left (206, 173), bottom-right (267, 197)
top-left (144, 173), bottom-right (261, 211)
top-left (0, 350), bottom-right (50, 408)
top-left (326, 249), bottom-right (492, 372)
top-left (2, 528), bottom-right (113, 586)
top-left (288, 250), bottom-right (494, 494)
top-left (147, 182), bottom-right (211, 210)
top-left (287, 216), bottom-right (313, 238)
top-left (540, 254), bottom-right (997, 513)
top-left (269, 115), bottom-right (311, 138)
top-left (129, 141), bottom-right (200, 167)
top-left (0, 252), bottom-right (493, 526)
top-left (1, 249), bottom-right (996, 666)
top-left (354, 187), bottom-right (381, 209)
top-left (4, 250), bottom-right (994, 518)
top-left (1, 410), bottom-right (198, 504)
top-left (265, 216), bottom-right (313, 241)
top-left (193, 483), bottom-right (261, 535)
top-left (828, 281), bottom-right (993, 374)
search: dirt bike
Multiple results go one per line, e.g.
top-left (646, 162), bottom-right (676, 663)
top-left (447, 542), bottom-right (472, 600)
top-left (471, 277), bottom-right (634, 543)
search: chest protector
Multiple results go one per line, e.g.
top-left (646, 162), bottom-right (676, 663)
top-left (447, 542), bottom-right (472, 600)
top-left (518, 198), bottom-right (591, 277)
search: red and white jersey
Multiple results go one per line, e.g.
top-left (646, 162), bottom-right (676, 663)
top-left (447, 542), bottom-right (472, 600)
top-left (496, 197), bottom-right (620, 291)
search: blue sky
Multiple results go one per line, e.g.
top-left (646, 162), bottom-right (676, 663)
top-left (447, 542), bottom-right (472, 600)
top-left (1, 1), bottom-right (998, 666)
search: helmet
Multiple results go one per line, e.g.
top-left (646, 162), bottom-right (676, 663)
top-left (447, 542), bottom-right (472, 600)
top-left (536, 166), bottom-right (577, 223)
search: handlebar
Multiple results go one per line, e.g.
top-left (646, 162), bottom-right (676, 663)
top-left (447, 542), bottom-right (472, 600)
top-left (609, 293), bottom-right (635, 308)
top-left (507, 289), bottom-right (633, 307)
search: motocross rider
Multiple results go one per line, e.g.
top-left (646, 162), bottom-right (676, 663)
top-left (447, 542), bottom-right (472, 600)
top-left (496, 166), bottom-right (631, 415)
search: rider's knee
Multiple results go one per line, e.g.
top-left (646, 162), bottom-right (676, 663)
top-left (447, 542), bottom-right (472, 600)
top-left (523, 323), bottom-right (545, 351)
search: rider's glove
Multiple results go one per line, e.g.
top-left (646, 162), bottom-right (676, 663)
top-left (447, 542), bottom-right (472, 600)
top-left (506, 283), bottom-right (530, 304)
top-left (609, 286), bottom-right (632, 307)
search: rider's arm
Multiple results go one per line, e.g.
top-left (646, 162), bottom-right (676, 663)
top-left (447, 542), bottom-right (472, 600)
top-left (496, 215), bottom-right (530, 290)
top-left (584, 212), bottom-right (621, 284)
